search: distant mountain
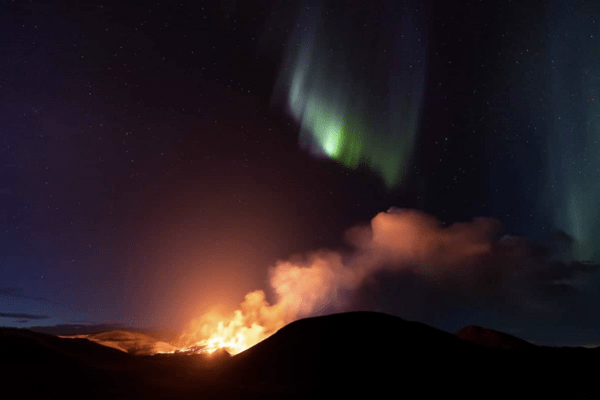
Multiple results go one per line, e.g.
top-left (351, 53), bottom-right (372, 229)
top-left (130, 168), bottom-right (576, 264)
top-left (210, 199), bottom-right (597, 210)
top-left (1, 312), bottom-right (597, 399)
top-left (59, 330), bottom-right (177, 355)
top-left (29, 323), bottom-right (179, 342)
top-left (29, 323), bottom-right (131, 336)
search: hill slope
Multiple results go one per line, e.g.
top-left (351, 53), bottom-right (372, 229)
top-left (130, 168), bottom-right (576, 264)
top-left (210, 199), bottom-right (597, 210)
top-left (1, 312), bottom-right (598, 399)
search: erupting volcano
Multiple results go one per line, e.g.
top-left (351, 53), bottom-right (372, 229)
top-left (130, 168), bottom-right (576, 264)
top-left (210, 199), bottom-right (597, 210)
top-left (165, 208), bottom-right (499, 355)
top-left (173, 249), bottom-right (356, 355)
top-left (4, 0), bottom-right (600, 397)
top-left (174, 290), bottom-right (287, 355)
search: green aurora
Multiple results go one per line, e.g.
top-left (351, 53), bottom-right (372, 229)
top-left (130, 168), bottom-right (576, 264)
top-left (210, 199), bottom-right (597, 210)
top-left (545, 0), bottom-right (600, 262)
top-left (272, 1), bottom-right (427, 188)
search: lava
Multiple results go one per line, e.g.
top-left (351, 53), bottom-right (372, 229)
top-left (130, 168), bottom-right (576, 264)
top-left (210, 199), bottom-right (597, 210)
top-left (174, 290), bottom-right (288, 355)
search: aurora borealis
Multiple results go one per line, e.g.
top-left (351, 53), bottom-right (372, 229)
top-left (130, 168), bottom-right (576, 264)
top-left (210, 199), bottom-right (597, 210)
top-left (543, 0), bottom-right (600, 262)
top-left (2, 0), bottom-right (600, 348)
top-left (271, 0), bottom-right (427, 188)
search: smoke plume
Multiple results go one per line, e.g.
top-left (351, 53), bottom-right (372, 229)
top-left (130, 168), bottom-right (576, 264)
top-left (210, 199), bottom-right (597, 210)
top-left (176, 208), bottom-right (516, 354)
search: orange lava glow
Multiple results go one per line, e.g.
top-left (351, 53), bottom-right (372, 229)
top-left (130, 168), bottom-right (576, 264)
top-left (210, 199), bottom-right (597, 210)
top-left (174, 290), bottom-right (289, 355)
top-left (171, 251), bottom-right (357, 355)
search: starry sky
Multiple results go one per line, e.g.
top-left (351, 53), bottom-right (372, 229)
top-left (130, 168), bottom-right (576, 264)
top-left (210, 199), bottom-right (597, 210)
top-left (2, 0), bottom-right (600, 346)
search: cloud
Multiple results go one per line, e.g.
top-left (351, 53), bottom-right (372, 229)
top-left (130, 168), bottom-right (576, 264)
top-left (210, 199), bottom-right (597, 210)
top-left (0, 287), bottom-right (58, 305)
top-left (0, 288), bottom-right (23, 296)
top-left (0, 312), bottom-right (49, 320)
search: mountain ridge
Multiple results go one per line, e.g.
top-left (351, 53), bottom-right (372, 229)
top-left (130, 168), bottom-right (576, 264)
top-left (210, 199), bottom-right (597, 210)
top-left (1, 311), bottom-right (597, 398)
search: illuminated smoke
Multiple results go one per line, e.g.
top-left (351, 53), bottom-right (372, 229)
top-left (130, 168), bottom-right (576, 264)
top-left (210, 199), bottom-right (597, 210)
top-left (175, 290), bottom-right (287, 355)
top-left (176, 208), bottom-right (502, 355)
top-left (368, 209), bottom-right (497, 265)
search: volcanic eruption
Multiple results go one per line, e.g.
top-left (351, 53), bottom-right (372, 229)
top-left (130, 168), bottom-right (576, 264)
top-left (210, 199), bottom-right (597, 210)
top-left (170, 208), bottom-right (501, 355)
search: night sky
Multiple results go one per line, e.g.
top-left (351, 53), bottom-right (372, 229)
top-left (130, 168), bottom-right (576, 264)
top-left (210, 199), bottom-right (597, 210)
top-left (2, 0), bottom-right (600, 346)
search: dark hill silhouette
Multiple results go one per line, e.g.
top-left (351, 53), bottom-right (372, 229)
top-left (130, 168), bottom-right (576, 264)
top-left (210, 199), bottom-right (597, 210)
top-left (226, 312), bottom-right (486, 387)
top-left (0, 327), bottom-right (130, 368)
top-left (456, 325), bottom-right (538, 350)
top-left (0, 327), bottom-right (134, 398)
top-left (0, 327), bottom-right (228, 399)
top-left (1, 312), bottom-right (598, 399)
top-left (220, 311), bottom-right (597, 397)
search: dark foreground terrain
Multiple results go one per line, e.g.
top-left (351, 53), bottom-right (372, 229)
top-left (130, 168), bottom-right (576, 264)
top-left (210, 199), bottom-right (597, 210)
top-left (1, 312), bottom-right (598, 399)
